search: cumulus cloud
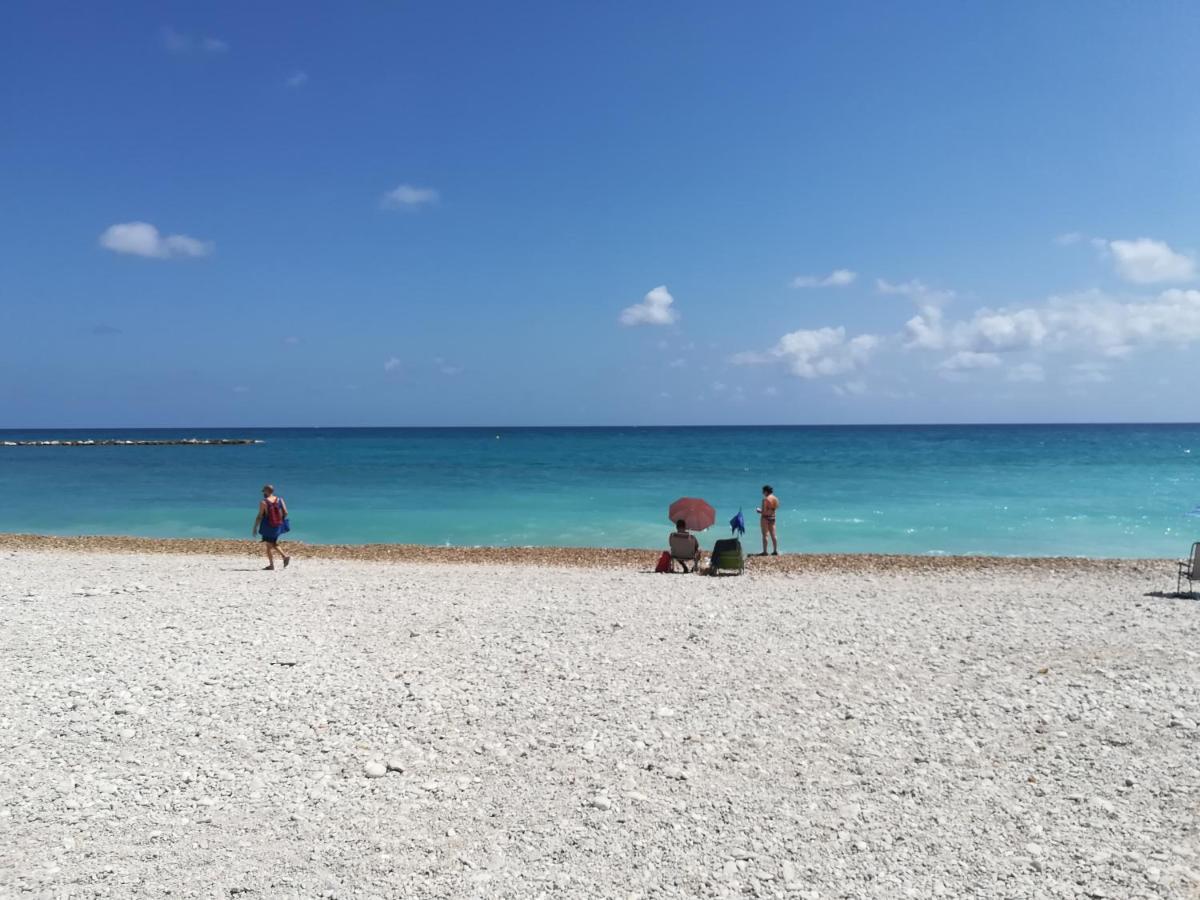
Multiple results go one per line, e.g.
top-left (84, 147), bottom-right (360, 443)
top-left (1107, 238), bottom-right (1195, 284)
top-left (619, 285), bottom-right (678, 326)
top-left (792, 269), bottom-right (857, 288)
top-left (904, 305), bottom-right (1049, 354)
top-left (1053, 287), bottom-right (1200, 351)
top-left (903, 286), bottom-right (1200, 376)
top-left (970, 309), bottom-right (1049, 351)
top-left (746, 259), bottom-right (1200, 387)
top-left (381, 184), bottom-right (439, 210)
top-left (286, 71), bottom-right (309, 88)
top-left (734, 327), bottom-right (879, 379)
top-left (99, 222), bottom-right (212, 259)
top-left (903, 306), bottom-right (946, 350)
top-left (877, 278), bottom-right (956, 307)
top-left (162, 27), bottom-right (228, 53)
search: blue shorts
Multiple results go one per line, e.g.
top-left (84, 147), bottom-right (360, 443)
top-left (260, 524), bottom-right (285, 543)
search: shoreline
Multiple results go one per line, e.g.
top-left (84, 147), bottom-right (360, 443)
top-left (0, 531), bottom-right (1169, 574)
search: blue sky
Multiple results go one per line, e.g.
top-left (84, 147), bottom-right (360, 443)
top-left (3, 1), bottom-right (1199, 426)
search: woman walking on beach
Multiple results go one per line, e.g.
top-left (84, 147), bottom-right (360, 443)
top-left (253, 484), bottom-right (291, 570)
top-left (757, 484), bottom-right (779, 556)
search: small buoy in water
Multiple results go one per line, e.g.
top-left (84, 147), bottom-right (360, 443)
top-left (496, 435), bottom-right (501, 440)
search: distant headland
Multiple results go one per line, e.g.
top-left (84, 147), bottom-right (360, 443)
top-left (1, 438), bottom-right (262, 447)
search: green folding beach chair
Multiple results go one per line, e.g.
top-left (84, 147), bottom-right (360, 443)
top-left (708, 538), bottom-right (745, 575)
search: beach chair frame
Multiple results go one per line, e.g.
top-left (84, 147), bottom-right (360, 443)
top-left (1178, 542), bottom-right (1200, 595)
top-left (669, 532), bottom-right (702, 573)
top-left (708, 538), bottom-right (746, 576)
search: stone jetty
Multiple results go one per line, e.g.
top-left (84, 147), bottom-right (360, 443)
top-left (1, 438), bottom-right (262, 447)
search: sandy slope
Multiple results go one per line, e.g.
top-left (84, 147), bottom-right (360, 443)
top-left (1, 550), bottom-right (1198, 899)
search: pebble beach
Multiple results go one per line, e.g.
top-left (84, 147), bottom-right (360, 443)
top-left (2, 538), bottom-right (1199, 898)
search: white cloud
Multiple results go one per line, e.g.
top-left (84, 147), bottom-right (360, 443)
top-left (434, 357), bottom-right (462, 376)
top-left (877, 278), bottom-right (956, 307)
top-left (1107, 238), bottom-right (1195, 284)
top-left (286, 71), bottom-right (308, 88)
top-left (1006, 362), bottom-right (1045, 383)
top-left (746, 255), bottom-right (1200, 387)
top-left (381, 184), bottom-right (439, 210)
top-left (940, 351), bottom-right (1001, 372)
top-left (904, 306), bottom-right (1047, 354)
top-left (735, 326), bottom-right (880, 379)
top-left (383, 357), bottom-right (402, 372)
top-left (792, 269), bottom-right (857, 288)
top-left (619, 285), bottom-right (678, 326)
top-left (99, 222), bottom-right (212, 259)
top-left (904, 286), bottom-right (1200, 373)
top-left (1051, 287), bottom-right (1200, 351)
top-left (903, 306), bottom-right (946, 350)
top-left (162, 27), bottom-right (228, 54)
top-left (969, 309), bottom-right (1048, 351)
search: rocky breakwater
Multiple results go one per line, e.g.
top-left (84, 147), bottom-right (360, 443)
top-left (1, 438), bottom-right (262, 447)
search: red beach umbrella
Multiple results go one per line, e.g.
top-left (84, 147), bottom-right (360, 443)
top-left (668, 497), bottom-right (716, 532)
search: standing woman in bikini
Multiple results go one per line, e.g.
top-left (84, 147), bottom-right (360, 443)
top-left (253, 484), bottom-right (291, 570)
top-left (757, 484), bottom-right (779, 556)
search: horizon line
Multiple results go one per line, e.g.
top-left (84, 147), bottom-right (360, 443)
top-left (4, 420), bottom-right (1200, 430)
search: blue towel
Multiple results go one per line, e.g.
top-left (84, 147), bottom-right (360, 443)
top-left (730, 508), bottom-right (745, 536)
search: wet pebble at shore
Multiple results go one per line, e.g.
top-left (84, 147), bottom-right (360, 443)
top-left (1, 549), bottom-right (1198, 898)
top-left (0, 531), bottom-right (1168, 576)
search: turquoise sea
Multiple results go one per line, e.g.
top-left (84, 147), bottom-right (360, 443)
top-left (2, 425), bottom-right (1198, 557)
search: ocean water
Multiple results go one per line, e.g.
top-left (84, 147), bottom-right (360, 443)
top-left (1, 425), bottom-right (1198, 557)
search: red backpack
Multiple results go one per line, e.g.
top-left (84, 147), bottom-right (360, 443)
top-left (265, 498), bottom-right (285, 527)
top-left (654, 551), bottom-right (673, 573)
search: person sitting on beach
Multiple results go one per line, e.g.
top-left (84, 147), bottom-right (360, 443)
top-left (756, 484), bottom-right (779, 556)
top-left (668, 519), bottom-right (702, 573)
top-left (253, 484), bottom-right (291, 571)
